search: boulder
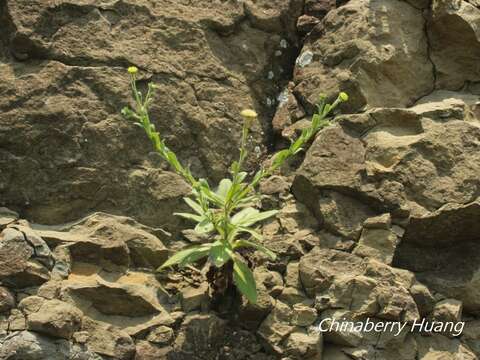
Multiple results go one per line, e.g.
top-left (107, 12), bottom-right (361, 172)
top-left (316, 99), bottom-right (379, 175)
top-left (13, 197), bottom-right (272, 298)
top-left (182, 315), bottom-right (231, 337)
top-left (82, 317), bottom-right (136, 360)
top-left (27, 299), bottom-right (83, 339)
top-left (62, 263), bottom-right (164, 317)
top-left (293, 0), bottom-right (433, 113)
top-left (393, 200), bottom-right (480, 314)
top-left (0, 227), bottom-right (50, 288)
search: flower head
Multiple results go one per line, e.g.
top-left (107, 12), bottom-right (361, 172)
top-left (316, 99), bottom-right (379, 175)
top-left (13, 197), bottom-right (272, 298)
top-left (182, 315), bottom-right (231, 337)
top-left (240, 109), bottom-right (258, 119)
top-left (339, 92), bottom-right (349, 102)
top-left (128, 66), bottom-right (138, 75)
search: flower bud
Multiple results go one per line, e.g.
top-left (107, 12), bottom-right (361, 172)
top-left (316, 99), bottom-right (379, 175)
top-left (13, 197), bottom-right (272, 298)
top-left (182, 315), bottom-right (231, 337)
top-left (240, 109), bottom-right (258, 119)
top-left (128, 66), bottom-right (138, 74)
top-left (339, 92), bottom-right (349, 102)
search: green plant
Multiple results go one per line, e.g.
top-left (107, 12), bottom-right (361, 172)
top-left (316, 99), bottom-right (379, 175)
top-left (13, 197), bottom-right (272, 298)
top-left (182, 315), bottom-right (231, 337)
top-left (122, 66), bottom-right (348, 303)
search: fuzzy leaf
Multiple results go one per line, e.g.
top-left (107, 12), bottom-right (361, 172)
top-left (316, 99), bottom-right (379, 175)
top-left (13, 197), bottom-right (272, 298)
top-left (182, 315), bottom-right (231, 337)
top-left (216, 178), bottom-right (233, 199)
top-left (158, 245), bottom-right (210, 270)
top-left (194, 218), bottom-right (214, 234)
top-left (231, 208), bottom-right (278, 227)
top-left (209, 242), bottom-right (232, 267)
top-left (173, 212), bottom-right (202, 223)
top-left (233, 258), bottom-right (257, 303)
top-left (183, 197), bottom-right (203, 215)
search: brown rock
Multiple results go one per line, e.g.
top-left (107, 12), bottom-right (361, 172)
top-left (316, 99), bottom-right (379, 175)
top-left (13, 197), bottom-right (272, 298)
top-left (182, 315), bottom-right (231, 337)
top-left (0, 286), bottom-right (15, 313)
top-left (27, 299), bottom-right (82, 339)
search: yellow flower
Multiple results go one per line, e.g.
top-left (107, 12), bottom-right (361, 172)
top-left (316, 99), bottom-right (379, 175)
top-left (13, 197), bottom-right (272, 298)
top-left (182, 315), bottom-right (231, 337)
top-left (339, 92), bottom-right (349, 102)
top-left (128, 66), bottom-right (138, 74)
top-left (240, 109), bottom-right (258, 119)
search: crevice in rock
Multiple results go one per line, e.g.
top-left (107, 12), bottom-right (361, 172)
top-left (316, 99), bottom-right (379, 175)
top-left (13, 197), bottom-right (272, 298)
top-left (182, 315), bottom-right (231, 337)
top-left (412, 0), bottom-right (438, 105)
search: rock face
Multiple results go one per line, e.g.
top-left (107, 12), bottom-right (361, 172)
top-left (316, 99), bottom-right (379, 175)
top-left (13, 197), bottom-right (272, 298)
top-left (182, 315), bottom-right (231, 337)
top-left (0, 0), bottom-right (303, 232)
top-left (1, 0), bottom-right (480, 359)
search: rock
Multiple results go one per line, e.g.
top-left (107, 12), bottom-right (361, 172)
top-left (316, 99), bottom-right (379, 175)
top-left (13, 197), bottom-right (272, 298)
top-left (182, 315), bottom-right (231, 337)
top-left (0, 0), bottom-right (302, 231)
top-left (172, 313), bottom-right (226, 359)
top-left (411, 91), bottom-right (480, 120)
top-left (0, 227), bottom-right (50, 288)
top-left (0, 287), bottom-right (15, 313)
top-left (363, 213), bottom-right (392, 230)
top-left (147, 325), bottom-right (174, 345)
top-left (463, 320), bottom-right (480, 355)
top-left (277, 201), bottom-right (318, 234)
top-left (284, 329), bottom-right (323, 359)
top-left (299, 249), bottom-right (420, 322)
top-left (293, 0), bottom-right (433, 113)
top-left (431, 299), bottom-right (462, 324)
top-left (0, 207), bottom-right (18, 230)
top-left (34, 213), bottom-right (170, 270)
top-left (410, 282), bottom-right (435, 317)
top-left (278, 287), bottom-right (311, 307)
top-left (284, 262), bottom-right (301, 289)
top-left (62, 263), bottom-right (164, 317)
top-left (295, 104), bottom-right (480, 224)
top-left (135, 341), bottom-right (172, 360)
top-left (0, 331), bottom-right (73, 360)
top-left (236, 280), bottom-right (274, 331)
top-left (181, 284), bottom-right (208, 312)
top-left (393, 200), bottom-right (480, 314)
top-left (428, 0), bottom-right (480, 89)
top-left (415, 333), bottom-right (477, 360)
top-left (291, 303), bottom-right (317, 326)
top-left (26, 299), bottom-right (82, 339)
top-left (258, 301), bottom-right (294, 354)
top-left (8, 309), bottom-right (26, 331)
top-left (18, 295), bottom-right (45, 315)
top-left (82, 317), bottom-right (136, 360)
top-left (353, 227), bottom-right (399, 265)
top-left (10, 225), bottom-right (54, 268)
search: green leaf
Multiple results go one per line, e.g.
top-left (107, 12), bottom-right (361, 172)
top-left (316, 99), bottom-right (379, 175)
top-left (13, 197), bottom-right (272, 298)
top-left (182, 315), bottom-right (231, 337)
top-left (158, 245), bottom-right (211, 270)
top-left (183, 197), bottom-right (203, 215)
top-left (173, 212), bottom-right (202, 223)
top-left (272, 149), bottom-right (291, 168)
top-left (194, 218), bottom-right (214, 234)
top-left (233, 239), bottom-right (276, 260)
top-left (216, 178), bottom-right (233, 199)
top-left (233, 258), bottom-right (257, 303)
top-left (237, 226), bottom-right (263, 241)
top-left (231, 208), bottom-right (278, 227)
top-left (209, 242), bottom-right (232, 267)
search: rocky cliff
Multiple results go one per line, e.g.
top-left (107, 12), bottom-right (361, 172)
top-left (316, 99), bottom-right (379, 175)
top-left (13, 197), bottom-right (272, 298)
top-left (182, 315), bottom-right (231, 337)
top-left (1, 0), bottom-right (480, 359)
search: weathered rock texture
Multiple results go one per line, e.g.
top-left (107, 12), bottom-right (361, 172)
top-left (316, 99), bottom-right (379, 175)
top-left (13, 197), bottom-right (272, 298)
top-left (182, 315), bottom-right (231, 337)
top-left (1, 0), bottom-right (480, 359)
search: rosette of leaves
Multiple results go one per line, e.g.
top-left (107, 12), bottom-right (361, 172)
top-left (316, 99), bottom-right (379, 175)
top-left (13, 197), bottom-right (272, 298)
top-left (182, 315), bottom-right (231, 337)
top-left (122, 66), bottom-right (348, 303)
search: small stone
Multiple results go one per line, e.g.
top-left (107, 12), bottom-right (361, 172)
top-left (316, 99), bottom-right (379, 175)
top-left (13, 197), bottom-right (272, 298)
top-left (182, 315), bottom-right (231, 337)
top-left (353, 228), bottom-right (399, 265)
top-left (292, 303), bottom-right (317, 326)
top-left (432, 299), bottom-right (463, 323)
top-left (410, 282), bottom-right (435, 316)
top-left (18, 295), bottom-right (44, 315)
top-left (135, 340), bottom-right (172, 360)
top-left (363, 214), bottom-right (392, 230)
top-left (8, 309), bottom-right (26, 331)
top-left (284, 329), bottom-right (323, 359)
top-left (0, 286), bottom-right (15, 313)
top-left (181, 283), bottom-right (208, 312)
top-left (147, 325), bottom-right (174, 345)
